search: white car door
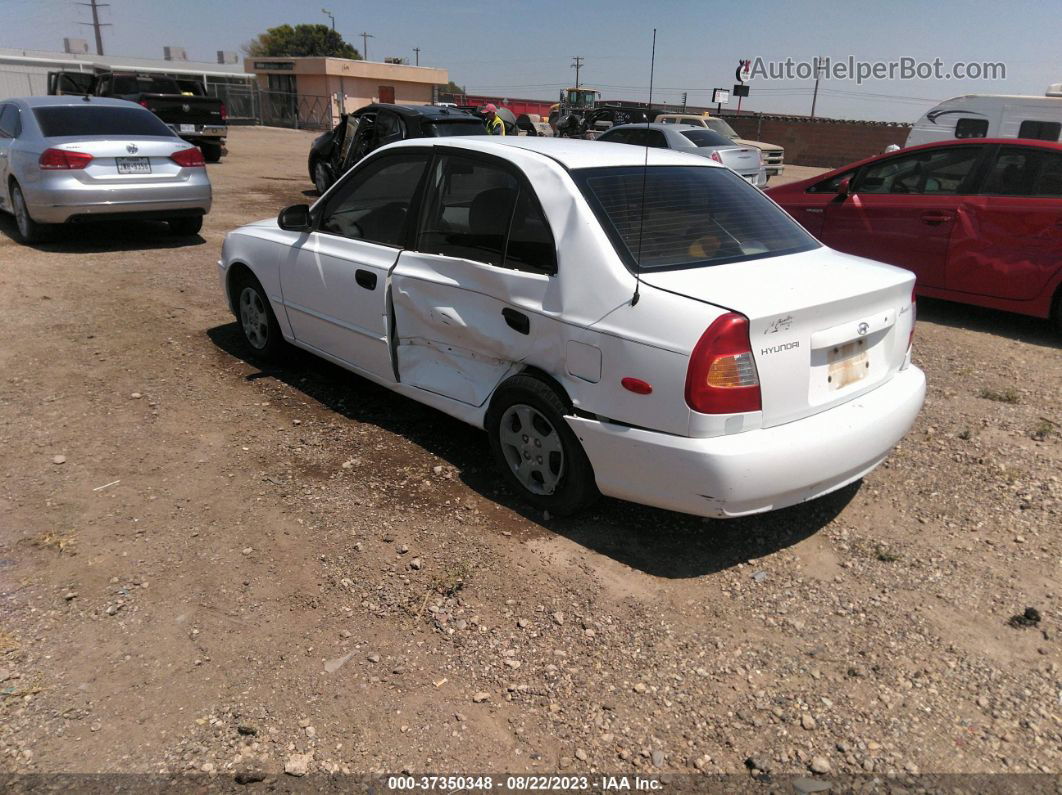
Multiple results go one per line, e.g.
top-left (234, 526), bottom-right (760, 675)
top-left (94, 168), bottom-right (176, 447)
top-left (280, 150), bottom-right (430, 381)
top-left (391, 150), bottom-right (562, 406)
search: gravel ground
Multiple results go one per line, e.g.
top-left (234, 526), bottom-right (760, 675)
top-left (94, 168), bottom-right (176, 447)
top-left (0, 127), bottom-right (1059, 782)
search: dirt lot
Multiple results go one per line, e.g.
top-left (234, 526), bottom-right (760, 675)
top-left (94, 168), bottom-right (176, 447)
top-left (1, 127), bottom-right (1059, 781)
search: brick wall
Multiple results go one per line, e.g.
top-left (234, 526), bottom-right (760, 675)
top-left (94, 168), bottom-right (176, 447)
top-left (722, 114), bottom-right (911, 169)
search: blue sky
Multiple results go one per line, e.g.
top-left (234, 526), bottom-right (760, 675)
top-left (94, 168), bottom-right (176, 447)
top-left (2, 0), bottom-right (1058, 121)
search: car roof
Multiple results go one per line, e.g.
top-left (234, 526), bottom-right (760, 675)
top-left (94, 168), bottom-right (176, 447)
top-left (606, 122), bottom-right (698, 132)
top-left (354, 103), bottom-right (480, 120)
top-left (385, 136), bottom-right (722, 170)
top-left (6, 95), bottom-right (143, 109)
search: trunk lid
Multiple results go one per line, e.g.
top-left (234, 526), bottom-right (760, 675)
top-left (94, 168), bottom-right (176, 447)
top-left (707, 145), bottom-right (761, 176)
top-left (45, 137), bottom-right (192, 184)
top-left (641, 248), bottom-right (916, 428)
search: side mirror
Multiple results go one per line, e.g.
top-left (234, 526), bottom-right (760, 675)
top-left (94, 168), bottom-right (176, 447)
top-left (836, 177), bottom-right (852, 198)
top-left (278, 204), bottom-right (311, 232)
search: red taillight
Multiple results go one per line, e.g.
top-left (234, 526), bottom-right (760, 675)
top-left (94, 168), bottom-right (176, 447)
top-left (138, 100), bottom-right (149, 109)
top-left (685, 312), bottom-right (762, 414)
top-left (39, 148), bottom-right (93, 169)
top-left (710, 150), bottom-right (723, 164)
top-left (219, 103), bottom-right (228, 122)
top-left (170, 147), bottom-right (206, 168)
top-left (908, 286), bottom-right (917, 350)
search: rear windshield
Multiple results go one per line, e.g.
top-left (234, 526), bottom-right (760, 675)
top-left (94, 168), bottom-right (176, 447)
top-left (575, 165), bottom-right (819, 271)
top-left (113, 76), bottom-right (181, 95)
top-left (681, 129), bottom-right (733, 148)
top-left (427, 120), bottom-right (487, 137)
top-left (34, 106), bottom-right (176, 138)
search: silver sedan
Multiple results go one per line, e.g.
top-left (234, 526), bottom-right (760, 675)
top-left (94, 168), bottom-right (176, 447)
top-left (0, 96), bottom-right (212, 243)
top-left (596, 123), bottom-right (768, 187)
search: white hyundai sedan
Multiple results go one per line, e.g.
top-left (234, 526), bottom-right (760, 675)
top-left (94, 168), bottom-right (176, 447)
top-left (218, 137), bottom-right (925, 519)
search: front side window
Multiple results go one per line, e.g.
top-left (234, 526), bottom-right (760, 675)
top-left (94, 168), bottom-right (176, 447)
top-left (576, 165), bottom-right (819, 272)
top-left (318, 152), bottom-right (428, 246)
top-left (1018, 120), bottom-right (1062, 142)
top-left (954, 117), bottom-right (989, 139)
top-left (981, 147), bottom-right (1062, 197)
top-left (806, 169), bottom-right (855, 194)
top-left (416, 154), bottom-right (556, 273)
top-left (856, 147), bottom-right (982, 195)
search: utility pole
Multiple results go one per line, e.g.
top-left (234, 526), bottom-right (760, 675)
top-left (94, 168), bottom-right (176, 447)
top-left (321, 8), bottom-right (335, 31)
top-left (681, 91), bottom-right (688, 111)
top-left (413, 47), bottom-right (420, 66)
top-left (810, 55), bottom-right (825, 119)
top-left (359, 32), bottom-right (374, 61)
top-left (76, 0), bottom-right (111, 56)
top-left (570, 56), bottom-right (584, 90)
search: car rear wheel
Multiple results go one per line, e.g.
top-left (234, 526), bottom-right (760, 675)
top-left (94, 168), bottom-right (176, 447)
top-left (234, 273), bottom-right (285, 360)
top-left (200, 142), bottom-right (222, 163)
top-left (486, 375), bottom-right (598, 516)
top-left (312, 160), bottom-right (332, 195)
top-left (168, 216), bottom-right (203, 236)
top-left (10, 183), bottom-right (46, 244)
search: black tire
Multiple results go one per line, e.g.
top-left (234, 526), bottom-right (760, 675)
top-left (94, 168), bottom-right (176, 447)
top-left (168, 216), bottom-right (203, 236)
top-left (10, 182), bottom-right (47, 244)
top-left (485, 374), bottom-right (598, 516)
top-left (200, 142), bottom-right (222, 163)
top-left (232, 271), bottom-right (285, 360)
top-left (311, 158), bottom-right (332, 195)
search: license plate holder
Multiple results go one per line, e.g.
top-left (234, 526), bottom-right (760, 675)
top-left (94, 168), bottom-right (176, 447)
top-left (827, 340), bottom-right (869, 390)
top-left (116, 157), bottom-right (151, 175)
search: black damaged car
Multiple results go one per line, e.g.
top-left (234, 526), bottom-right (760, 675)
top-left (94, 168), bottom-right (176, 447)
top-left (308, 104), bottom-right (487, 193)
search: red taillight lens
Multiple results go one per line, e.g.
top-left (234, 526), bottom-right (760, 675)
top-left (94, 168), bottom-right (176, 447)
top-left (219, 103), bottom-right (228, 121)
top-left (39, 148), bottom-right (94, 169)
top-left (685, 312), bottom-right (762, 414)
top-left (170, 147), bottom-right (206, 168)
top-left (138, 100), bottom-right (149, 109)
top-left (710, 150), bottom-right (723, 164)
top-left (908, 286), bottom-right (917, 350)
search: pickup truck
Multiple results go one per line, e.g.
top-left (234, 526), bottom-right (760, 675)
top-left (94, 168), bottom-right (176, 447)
top-left (48, 71), bottom-right (228, 162)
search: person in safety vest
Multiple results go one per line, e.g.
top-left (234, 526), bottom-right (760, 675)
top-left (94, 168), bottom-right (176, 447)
top-left (482, 103), bottom-right (505, 135)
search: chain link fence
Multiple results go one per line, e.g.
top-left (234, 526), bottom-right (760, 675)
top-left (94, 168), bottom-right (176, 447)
top-left (204, 83), bottom-right (334, 130)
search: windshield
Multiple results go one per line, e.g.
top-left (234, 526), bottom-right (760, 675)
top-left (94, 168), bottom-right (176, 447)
top-left (575, 165), bottom-right (819, 271)
top-left (681, 129), bottom-right (734, 148)
top-left (427, 120), bottom-right (488, 137)
top-left (705, 118), bottom-right (739, 138)
top-left (33, 106), bottom-right (176, 138)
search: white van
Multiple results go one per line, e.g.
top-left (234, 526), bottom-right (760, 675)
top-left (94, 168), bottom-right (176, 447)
top-left (906, 93), bottom-right (1062, 147)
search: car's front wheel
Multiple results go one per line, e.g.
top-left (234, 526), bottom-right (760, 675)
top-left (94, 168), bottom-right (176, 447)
top-left (233, 272), bottom-right (285, 360)
top-left (486, 375), bottom-right (598, 516)
top-left (10, 182), bottom-right (46, 244)
top-left (312, 159), bottom-right (332, 195)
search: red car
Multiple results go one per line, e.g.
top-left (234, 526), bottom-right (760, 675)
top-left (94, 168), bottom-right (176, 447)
top-left (766, 139), bottom-right (1062, 329)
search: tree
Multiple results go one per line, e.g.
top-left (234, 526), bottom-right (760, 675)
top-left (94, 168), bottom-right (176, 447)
top-left (245, 24), bottom-right (360, 59)
top-left (440, 80), bottom-right (465, 96)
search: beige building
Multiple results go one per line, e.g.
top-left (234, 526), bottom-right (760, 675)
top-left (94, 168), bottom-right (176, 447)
top-left (246, 56), bottom-right (448, 126)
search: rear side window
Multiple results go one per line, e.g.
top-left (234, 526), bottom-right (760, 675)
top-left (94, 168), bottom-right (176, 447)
top-left (681, 129), bottom-right (733, 148)
top-left (0, 104), bottom-right (20, 138)
top-left (1017, 120), bottom-right (1062, 142)
top-left (575, 165), bottom-right (818, 271)
top-left (981, 147), bottom-right (1062, 197)
top-left (954, 118), bottom-right (988, 139)
top-left (427, 120), bottom-right (487, 137)
top-left (856, 147), bottom-right (982, 194)
top-left (416, 154), bottom-right (556, 274)
top-left (33, 106), bottom-right (175, 137)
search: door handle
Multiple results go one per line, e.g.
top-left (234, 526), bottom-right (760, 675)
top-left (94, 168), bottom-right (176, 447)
top-left (354, 269), bottom-right (377, 290)
top-left (502, 307), bottom-right (530, 335)
top-left (921, 211), bottom-right (954, 225)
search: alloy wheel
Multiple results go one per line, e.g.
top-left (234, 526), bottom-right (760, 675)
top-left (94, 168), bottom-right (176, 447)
top-left (239, 287), bottom-right (270, 350)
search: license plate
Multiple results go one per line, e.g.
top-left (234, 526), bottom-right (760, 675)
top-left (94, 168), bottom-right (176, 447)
top-left (116, 157), bottom-right (151, 174)
top-left (179, 123), bottom-right (196, 133)
top-left (827, 340), bottom-right (869, 390)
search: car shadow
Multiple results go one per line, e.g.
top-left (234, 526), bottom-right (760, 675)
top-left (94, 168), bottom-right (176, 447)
top-left (917, 297), bottom-right (1059, 349)
top-left (207, 323), bottom-right (855, 578)
top-left (0, 214), bottom-right (204, 253)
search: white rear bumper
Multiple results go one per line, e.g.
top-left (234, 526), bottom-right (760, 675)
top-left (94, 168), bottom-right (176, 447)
top-left (568, 365), bottom-right (925, 518)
